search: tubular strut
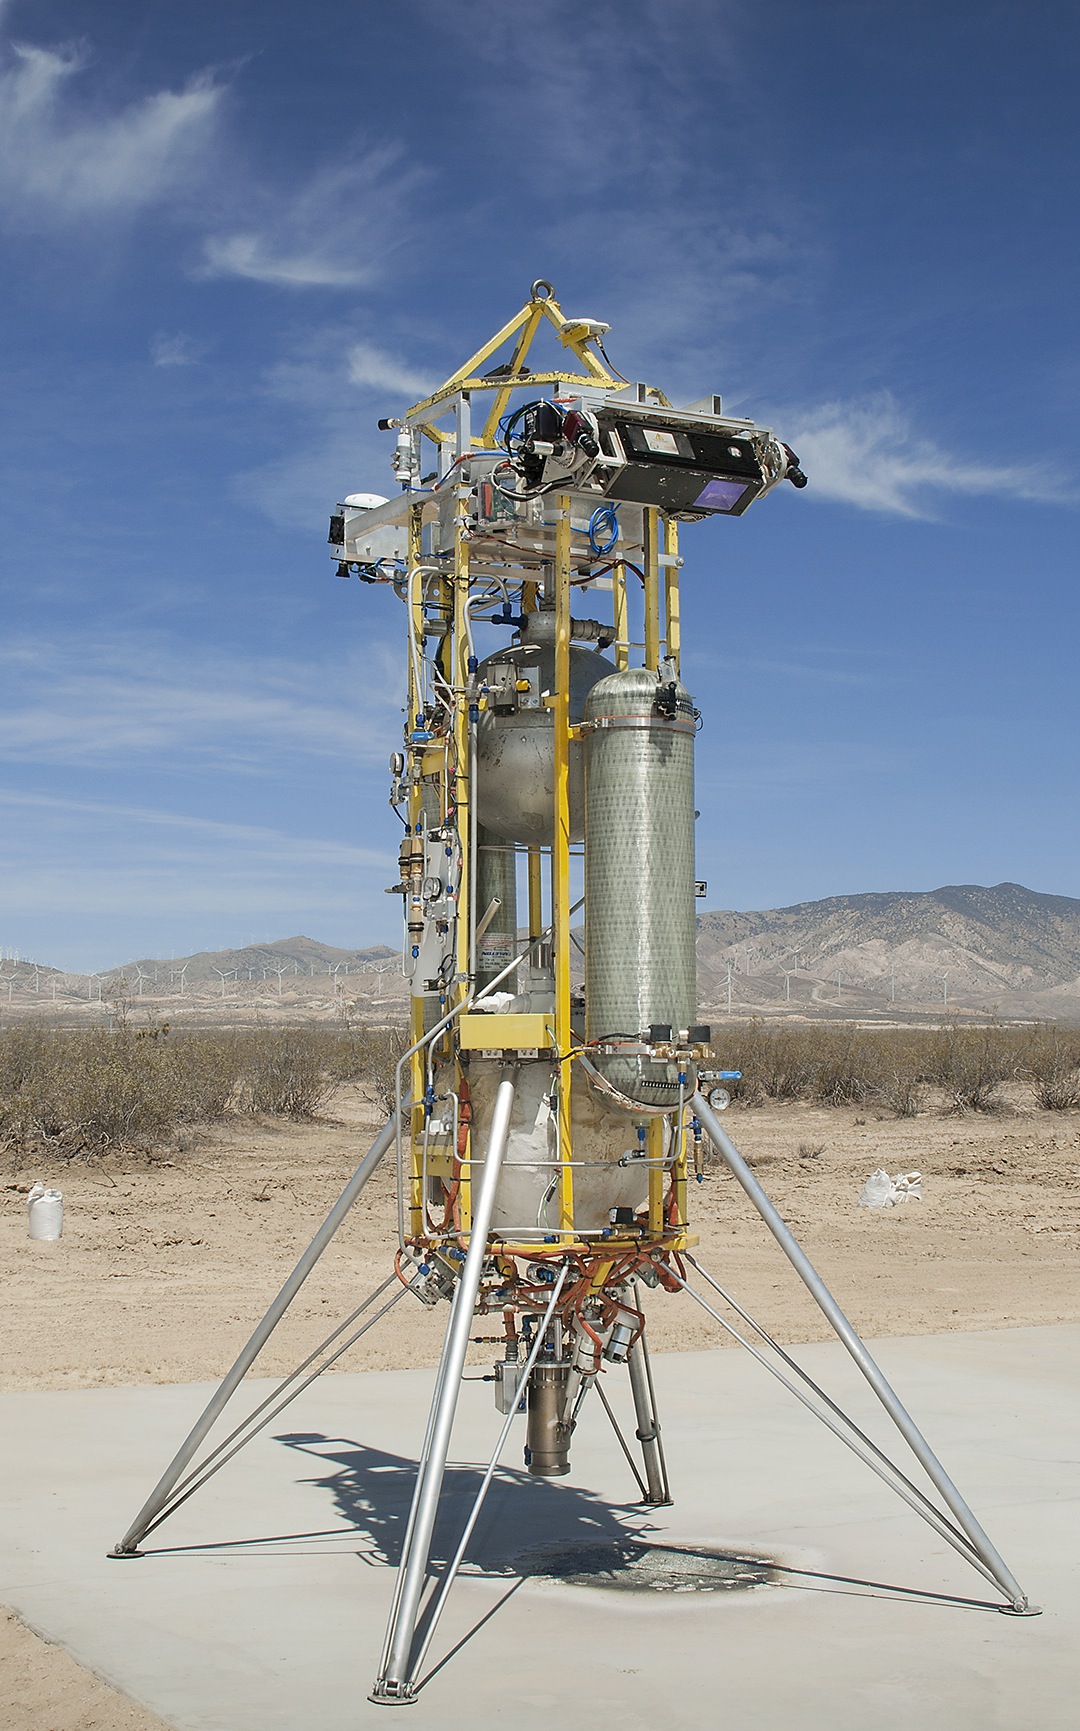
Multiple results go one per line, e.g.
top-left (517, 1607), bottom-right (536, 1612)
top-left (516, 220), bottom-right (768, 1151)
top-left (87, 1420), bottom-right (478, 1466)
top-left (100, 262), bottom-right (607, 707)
top-left (113, 1111), bottom-right (399, 1557)
top-left (371, 1069), bottom-right (518, 1704)
top-left (690, 1093), bottom-right (1032, 1613)
top-left (627, 1294), bottom-right (671, 1504)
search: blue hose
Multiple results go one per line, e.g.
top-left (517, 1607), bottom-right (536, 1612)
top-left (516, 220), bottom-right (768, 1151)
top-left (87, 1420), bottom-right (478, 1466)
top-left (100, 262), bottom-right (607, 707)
top-left (588, 504), bottom-right (619, 556)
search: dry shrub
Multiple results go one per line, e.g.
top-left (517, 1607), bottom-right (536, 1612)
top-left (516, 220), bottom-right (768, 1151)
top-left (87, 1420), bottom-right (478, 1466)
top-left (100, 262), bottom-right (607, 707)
top-left (0, 1025), bottom-right (246, 1156)
top-left (1023, 1028), bottom-right (1080, 1110)
top-left (710, 1020), bottom-right (1066, 1117)
top-left (0, 1021), bottom-right (405, 1157)
top-left (237, 1028), bottom-right (330, 1118)
top-left (923, 1025), bottom-right (1014, 1114)
top-left (327, 1026), bottom-right (408, 1116)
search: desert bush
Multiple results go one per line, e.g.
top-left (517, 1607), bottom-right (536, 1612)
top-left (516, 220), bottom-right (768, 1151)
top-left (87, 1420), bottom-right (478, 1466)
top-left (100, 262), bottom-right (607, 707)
top-left (875, 1063), bottom-right (926, 1118)
top-left (237, 1028), bottom-right (332, 1118)
top-left (1022, 1028), bottom-right (1080, 1110)
top-left (328, 1026), bottom-right (408, 1115)
top-left (922, 1024), bottom-right (1015, 1113)
top-left (0, 1024), bottom-right (248, 1155)
top-left (708, 1020), bottom-right (1053, 1117)
top-left (0, 1021), bottom-right (407, 1157)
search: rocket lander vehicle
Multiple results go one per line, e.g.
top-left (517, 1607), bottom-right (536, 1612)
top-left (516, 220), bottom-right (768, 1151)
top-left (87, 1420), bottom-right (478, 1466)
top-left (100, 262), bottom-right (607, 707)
top-left (113, 284), bottom-right (1032, 1703)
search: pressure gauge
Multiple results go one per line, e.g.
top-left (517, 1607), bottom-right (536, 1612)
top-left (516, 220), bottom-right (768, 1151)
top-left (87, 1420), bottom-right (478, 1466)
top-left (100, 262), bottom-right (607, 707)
top-left (707, 1085), bottom-right (731, 1112)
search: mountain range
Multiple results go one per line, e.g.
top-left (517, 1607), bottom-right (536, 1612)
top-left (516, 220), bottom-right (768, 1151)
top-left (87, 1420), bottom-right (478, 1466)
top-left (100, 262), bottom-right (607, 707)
top-left (4, 884), bottom-right (1079, 1023)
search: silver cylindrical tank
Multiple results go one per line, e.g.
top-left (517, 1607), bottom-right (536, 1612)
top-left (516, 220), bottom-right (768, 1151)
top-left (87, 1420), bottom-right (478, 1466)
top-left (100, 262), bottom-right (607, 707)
top-left (583, 667), bottom-right (698, 1111)
top-left (475, 609), bottom-right (614, 845)
top-left (466, 1060), bottom-right (649, 1237)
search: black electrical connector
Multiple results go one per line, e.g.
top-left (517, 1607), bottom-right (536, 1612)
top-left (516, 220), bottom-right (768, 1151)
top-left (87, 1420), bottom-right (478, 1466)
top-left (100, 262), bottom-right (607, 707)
top-left (782, 444), bottom-right (809, 488)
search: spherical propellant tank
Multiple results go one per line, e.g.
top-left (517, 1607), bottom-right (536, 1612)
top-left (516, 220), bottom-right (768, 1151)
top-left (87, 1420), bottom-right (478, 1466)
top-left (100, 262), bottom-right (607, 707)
top-left (474, 609), bottom-right (615, 845)
top-left (583, 666), bottom-right (698, 1111)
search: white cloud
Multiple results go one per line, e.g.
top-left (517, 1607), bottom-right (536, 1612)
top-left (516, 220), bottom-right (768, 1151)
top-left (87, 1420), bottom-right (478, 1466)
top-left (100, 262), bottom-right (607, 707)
top-left (0, 634), bottom-right (404, 770)
top-left (150, 331), bottom-right (204, 367)
top-left (232, 335), bottom-right (429, 529)
top-left (0, 786), bottom-right (397, 926)
top-left (0, 32), bottom-right (220, 223)
top-left (0, 787), bottom-right (388, 869)
top-left (197, 151), bottom-right (419, 290)
top-left (785, 394), bottom-right (1074, 518)
top-left (346, 342), bottom-right (431, 398)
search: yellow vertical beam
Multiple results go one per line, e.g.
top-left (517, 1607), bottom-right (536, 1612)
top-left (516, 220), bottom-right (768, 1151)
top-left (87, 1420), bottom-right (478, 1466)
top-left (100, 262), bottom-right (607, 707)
top-left (663, 519), bottom-right (680, 673)
top-left (553, 498), bottom-right (574, 1235)
top-left (643, 508), bottom-right (661, 671)
top-left (672, 1105), bottom-right (688, 1235)
top-left (647, 1120), bottom-right (665, 1235)
top-left (527, 847), bottom-right (543, 939)
top-left (613, 562), bottom-right (629, 671)
top-left (407, 503), bottom-right (427, 1239)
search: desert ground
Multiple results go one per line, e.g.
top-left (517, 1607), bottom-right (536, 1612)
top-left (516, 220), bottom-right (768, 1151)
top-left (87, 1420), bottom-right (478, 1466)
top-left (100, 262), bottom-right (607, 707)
top-left (3, 1084), bottom-right (1079, 1728)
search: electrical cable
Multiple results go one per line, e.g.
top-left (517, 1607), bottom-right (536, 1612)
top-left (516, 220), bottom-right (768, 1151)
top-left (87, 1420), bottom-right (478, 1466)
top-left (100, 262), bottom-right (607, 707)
top-left (588, 504), bottom-right (619, 556)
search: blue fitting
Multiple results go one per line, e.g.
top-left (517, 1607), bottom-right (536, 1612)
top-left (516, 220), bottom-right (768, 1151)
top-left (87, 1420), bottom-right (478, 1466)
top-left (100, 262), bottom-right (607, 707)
top-left (544, 1233), bottom-right (559, 1244)
top-left (695, 1173), bottom-right (705, 1185)
top-left (469, 704), bottom-right (480, 725)
top-left (719, 1070), bottom-right (742, 1080)
top-left (467, 655), bottom-right (478, 673)
top-left (411, 945), bottom-right (419, 959)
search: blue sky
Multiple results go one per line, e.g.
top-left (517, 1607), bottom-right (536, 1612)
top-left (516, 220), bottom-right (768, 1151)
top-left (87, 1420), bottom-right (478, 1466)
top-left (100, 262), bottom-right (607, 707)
top-left (0, 0), bottom-right (1077, 972)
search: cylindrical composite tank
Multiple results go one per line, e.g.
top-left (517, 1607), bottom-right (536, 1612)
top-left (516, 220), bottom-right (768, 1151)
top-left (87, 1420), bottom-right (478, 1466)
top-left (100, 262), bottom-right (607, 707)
top-left (475, 609), bottom-right (614, 845)
top-left (583, 667), bottom-right (698, 1111)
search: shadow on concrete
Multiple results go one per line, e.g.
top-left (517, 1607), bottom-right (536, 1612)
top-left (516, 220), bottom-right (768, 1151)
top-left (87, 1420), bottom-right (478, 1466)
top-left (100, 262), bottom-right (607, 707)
top-left (137, 1432), bottom-right (1008, 1626)
top-left (274, 1431), bottom-right (654, 1576)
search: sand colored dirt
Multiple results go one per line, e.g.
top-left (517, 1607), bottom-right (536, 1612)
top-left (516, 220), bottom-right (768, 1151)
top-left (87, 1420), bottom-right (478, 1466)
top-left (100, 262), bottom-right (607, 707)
top-left (3, 1085), bottom-right (1079, 1729)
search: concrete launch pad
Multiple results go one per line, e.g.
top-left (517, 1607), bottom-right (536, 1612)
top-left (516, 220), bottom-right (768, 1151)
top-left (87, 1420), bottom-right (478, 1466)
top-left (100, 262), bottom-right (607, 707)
top-left (1, 1325), bottom-right (1075, 1730)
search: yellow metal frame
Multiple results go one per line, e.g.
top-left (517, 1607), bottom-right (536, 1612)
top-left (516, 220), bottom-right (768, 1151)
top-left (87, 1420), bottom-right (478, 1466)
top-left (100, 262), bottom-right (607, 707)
top-left (397, 294), bottom-right (693, 1258)
top-left (403, 287), bottom-right (670, 452)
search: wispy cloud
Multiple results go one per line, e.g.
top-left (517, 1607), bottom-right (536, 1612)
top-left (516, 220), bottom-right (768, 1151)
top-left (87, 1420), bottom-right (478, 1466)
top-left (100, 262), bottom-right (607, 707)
top-left (0, 634), bottom-right (404, 770)
top-left (233, 331), bottom-right (431, 528)
top-left (0, 785), bottom-right (396, 930)
top-left (0, 787), bottom-right (388, 868)
top-left (785, 394), bottom-right (1075, 518)
top-left (197, 150), bottom-right (420, 289)
top-left (150, 331), bottom-right (205, 367)
top-left (0, 30), bottom-right (221, 224)
top-left (346, 342), bottom-right (431, 397)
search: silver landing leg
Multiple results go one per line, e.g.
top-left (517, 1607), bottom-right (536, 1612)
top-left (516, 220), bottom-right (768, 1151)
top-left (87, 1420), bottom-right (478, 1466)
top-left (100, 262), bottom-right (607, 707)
top-left (691, 1092), bottom-right (1031, 1613)
top-left (113, 1112), bottom-right (398, 1557)
top-left (371, 1069), bottom-right (517, 1706)
top-left (627, 1321), bottom-right (671, 1506)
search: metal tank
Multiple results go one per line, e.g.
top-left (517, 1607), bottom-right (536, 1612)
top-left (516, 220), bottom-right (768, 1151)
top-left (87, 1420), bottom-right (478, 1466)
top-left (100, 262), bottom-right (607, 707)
top-left (474, 608), bottom-right (614, 845)
top-left (583, 666), bottom-right (698, 1110)
top-left (465, 1061), bottom-right (650, 1238)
